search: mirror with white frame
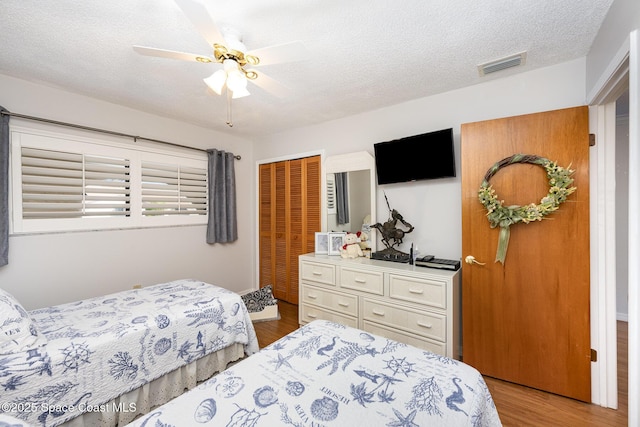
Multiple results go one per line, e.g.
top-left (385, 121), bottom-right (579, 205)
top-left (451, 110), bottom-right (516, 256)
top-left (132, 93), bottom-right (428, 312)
top-left (323, 151), bottom-right (377, 251)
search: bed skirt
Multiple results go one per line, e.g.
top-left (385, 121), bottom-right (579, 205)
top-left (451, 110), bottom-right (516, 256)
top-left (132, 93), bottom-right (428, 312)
top-left (57, 343), bottom-right (245, 427)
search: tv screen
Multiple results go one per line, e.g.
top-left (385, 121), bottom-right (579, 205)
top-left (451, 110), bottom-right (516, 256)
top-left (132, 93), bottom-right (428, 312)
top-left (374, 128), bottom-right (456, 185)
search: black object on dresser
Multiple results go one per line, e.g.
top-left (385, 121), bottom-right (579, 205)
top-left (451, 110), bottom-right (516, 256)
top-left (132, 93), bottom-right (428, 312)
top-left (415, 256), bottom-right (461, 271)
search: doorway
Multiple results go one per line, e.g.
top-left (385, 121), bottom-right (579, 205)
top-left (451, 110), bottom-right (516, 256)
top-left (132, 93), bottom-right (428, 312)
top-left (588, 30), bottom-right (638, 421)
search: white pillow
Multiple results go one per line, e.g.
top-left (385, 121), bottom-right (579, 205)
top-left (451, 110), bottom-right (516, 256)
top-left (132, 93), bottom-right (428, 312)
top-left (0, 288), bottom-right (46, 354)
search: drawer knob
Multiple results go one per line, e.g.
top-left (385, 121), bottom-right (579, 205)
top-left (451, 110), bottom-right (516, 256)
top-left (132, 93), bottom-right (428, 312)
top-left (308, 294), bottom-right (318, 299)
top-left (417, 321), bottom-right (433, 329)
top-left (372, 309), bottom-right (385, 316)
top-left (308, 313), bottom-right (318, 319)
top-left (338, 301), bottom-right (350, 307)
top-left (355, 278), bottom-right (367, 283)
top-left (409, 288), bottom-right (424, 295)
top-left (312, 271), bottom-right (323, 276)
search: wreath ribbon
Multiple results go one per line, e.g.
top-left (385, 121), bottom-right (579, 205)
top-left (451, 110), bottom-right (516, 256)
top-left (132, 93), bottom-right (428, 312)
top-left (478, 154), bottom-right (576, 264)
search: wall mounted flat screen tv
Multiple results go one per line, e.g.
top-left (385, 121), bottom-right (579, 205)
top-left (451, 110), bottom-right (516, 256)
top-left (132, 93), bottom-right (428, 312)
top-left (374, 128), bottom-right (456, 185)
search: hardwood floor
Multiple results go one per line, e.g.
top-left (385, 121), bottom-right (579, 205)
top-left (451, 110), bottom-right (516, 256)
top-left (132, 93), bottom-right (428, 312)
top-left (252, 301), bottom-right (628, 426)
top-left (251, 300), bottom-right (299, 348)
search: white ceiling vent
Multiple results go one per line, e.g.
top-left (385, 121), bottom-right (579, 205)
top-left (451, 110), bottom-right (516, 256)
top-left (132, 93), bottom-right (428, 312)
top-left (478, 52), bottom-right (527, 76)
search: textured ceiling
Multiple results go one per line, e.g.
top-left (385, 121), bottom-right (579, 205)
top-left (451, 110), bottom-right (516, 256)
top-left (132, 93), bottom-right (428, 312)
top-left (0, 0), bottom-right (614, 139)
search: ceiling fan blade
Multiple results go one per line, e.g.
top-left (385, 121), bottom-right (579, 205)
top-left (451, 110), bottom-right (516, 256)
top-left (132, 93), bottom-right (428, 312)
top-left (173, 0), bottom-right (226, 45)
top-left (250, 71), bottom-right (293, 98)
top-left (246, 41), bottom-right (309, 66)
top-left (133, 45), bottom-right (213, 63)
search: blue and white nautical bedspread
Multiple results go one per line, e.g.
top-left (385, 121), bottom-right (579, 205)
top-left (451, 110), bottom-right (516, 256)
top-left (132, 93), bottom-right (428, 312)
top-left (0, 413), bottom-right (35, 427)
top-left (1, 279), bottom-right (258, 427)
top-left (127, 319), bottom-right (502, 427)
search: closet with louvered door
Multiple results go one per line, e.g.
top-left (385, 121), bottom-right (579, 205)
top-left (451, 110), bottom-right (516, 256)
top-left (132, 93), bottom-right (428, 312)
top-left (259, 155), bottom-right (321, 304)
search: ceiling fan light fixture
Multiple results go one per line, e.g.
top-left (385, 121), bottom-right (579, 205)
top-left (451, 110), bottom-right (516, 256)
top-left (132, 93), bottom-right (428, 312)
top-left (232, 87), bottom-right (250, 99)
top-left (133, 3), bottom-right (309, 129)
top-left (222, 58), bottom-right (239, 72)
top-left (226, 69), bottom-right (248, 92)
top-left (204, 69), bottom-right (227, 95)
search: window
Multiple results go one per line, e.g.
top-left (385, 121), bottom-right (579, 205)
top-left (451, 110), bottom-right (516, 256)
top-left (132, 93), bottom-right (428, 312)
top-left (21, 147), bottom-right (131, 219)
top-left (11, 127), bottom-right (207, 233)
top-left (141, 162), bottom-right (207, 216)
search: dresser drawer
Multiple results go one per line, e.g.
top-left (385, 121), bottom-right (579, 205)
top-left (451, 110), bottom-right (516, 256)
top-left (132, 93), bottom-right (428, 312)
top-left (301, 285), bottom-right (358, 317)
top-left (389, 274), bottom-right (446, 309)
top-left (362, 321), bottom-right (446, 355)
top-left (340, 267), bottom-right (384, 295)
top-left (299, 304), bottom-right (358, 328)
top-left (300, 261), bottom-right (336, 286)
top-left (362, 298), bottom-right (446, 342)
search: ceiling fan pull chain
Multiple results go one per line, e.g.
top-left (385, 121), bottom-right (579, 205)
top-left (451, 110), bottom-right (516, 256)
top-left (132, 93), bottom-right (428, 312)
top-left (226, 90), bottom-right (233, 127)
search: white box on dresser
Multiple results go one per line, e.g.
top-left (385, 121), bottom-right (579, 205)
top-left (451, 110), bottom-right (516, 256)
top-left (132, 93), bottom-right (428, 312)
top-left (298, 253), bottom-right (461, 359)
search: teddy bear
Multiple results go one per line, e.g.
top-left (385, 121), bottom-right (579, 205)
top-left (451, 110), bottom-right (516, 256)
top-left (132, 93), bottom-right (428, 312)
top-left (340, 232), bottom-right (364, 258)
top-left (358, 231), bottom-right (369, 250)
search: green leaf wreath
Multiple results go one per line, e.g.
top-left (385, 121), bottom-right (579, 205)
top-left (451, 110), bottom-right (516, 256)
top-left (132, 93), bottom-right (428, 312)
top-left (478, 154), bottom-right (576, 264)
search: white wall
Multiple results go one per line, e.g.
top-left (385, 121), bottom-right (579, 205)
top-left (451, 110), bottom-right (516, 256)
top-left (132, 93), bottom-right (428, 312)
top-left (254, 59), bottom-right (587, 260)
top-left (586, 0), bottom-right (640, 97)
top-left (0, 74), bottom-right (255, 310)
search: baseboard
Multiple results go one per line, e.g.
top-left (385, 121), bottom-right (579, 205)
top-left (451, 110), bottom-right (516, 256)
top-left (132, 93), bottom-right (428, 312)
top-left (616, 312), bottom-right (629, 322)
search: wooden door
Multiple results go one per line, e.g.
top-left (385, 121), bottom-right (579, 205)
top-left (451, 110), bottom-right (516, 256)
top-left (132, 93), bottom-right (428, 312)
top-left (461, 106), bottom-right (591, 402)
top-left (259, 156), bottom-right (320, 304)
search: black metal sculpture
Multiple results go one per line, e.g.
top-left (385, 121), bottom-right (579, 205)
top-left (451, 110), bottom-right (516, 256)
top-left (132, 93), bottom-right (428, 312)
top-left (371, 193), bottom-right (414, 261)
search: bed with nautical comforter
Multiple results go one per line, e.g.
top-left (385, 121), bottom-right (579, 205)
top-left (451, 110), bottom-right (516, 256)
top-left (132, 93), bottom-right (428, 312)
top-left (0, 413), bottom-right (34, 427)
top-left (127, 319), bottom-right (502, 427)
top-left (0, 279), bottom-right (258, 427)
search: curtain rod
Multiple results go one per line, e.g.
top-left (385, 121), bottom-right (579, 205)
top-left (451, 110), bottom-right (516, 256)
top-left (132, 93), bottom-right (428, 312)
top-left (0, 110), bottom-right (241, 160)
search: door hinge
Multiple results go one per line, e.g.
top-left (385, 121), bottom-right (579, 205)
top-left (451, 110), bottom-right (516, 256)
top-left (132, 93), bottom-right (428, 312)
top-left (589, 133), bottom-right (596, 147)
top-left (591, 348), bottom-right (597, 362)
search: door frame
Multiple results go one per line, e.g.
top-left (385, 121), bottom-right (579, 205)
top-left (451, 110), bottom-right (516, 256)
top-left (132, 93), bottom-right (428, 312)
top-left (588, 29), bottom-right (639, 418)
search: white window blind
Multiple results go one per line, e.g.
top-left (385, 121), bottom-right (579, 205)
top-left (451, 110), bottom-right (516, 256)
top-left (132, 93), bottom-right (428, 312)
top-left (12, 127), bottom-right (209, 233)
top-left (141, 162), bottom-right (207, 216)
top-left (21, 147), bottom-right (131, 219)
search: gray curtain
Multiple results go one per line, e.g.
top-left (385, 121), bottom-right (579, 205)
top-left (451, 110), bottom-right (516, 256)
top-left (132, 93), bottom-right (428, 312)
top-left (0, 108), bottom-right (8, 266)
top-left (335, 172), bottom-right (350, 225)
top-left (206, 149), bottom-right (238, 244)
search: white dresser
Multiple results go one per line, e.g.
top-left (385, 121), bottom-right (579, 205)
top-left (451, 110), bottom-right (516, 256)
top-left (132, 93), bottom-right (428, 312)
top-left (298, 253), bottom-right (461, 359)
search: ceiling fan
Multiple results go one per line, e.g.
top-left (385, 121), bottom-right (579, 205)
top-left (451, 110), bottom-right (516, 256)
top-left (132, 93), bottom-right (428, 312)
top-left (133, 0), bottom-right (307, 124)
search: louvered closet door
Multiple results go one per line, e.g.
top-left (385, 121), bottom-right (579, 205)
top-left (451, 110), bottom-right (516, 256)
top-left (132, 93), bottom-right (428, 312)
top-left (274, 161), bottom-right (288, 300)
top-left (259, 156), bottom-right (320, 304)
top-left (304, 157), bottom-right (321, 253)
top-left (259, 163), bottom-right (274, 297)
